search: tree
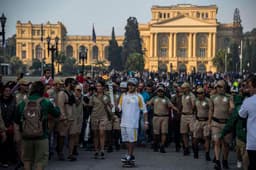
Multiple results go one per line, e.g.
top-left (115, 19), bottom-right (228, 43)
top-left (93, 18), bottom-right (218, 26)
top-left (108, 27), bottom-right (122, 70)
top-left (125, 52), bottom-right (144, 71)
top-left (121, 17), bottom-right (143, 69)
top-left (230, 42), bottom-right (239, 72)
top-left (29, 58), bottom-right (42, 75)
top-left (212, 49), bottom-right (226, 72)
top-left (61, 57), bottom-right (76, 75)
top-left (9, 56), bottom-right (26, 75)
top-left (243, 38), bottom-right (252, 72)
top-left (55, 51), bottom-right (66, 73)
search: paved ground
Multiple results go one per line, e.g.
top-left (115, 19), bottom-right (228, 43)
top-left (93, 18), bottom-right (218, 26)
top-left (45, 146), bottom-right (239, 170)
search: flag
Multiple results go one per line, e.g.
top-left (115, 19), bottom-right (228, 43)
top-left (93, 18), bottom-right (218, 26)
top-left (40, 24), bottom-right (44, 42)
top-left (92, 24), bottom-right (96, 43)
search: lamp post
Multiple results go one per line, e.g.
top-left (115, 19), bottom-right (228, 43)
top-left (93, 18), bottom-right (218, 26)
top-left (46, 36), bottom-right (59, 80)
top-left (79, 47), bottom-right (87, 76)
top-left (0, 13), bottom-right (7, 46)
top-left (225, 47), bottom-right (230, 73)
top-left (239, 40), bottom-right (243, 74)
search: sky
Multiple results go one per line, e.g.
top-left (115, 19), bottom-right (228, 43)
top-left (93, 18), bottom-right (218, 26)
top-left (0, 0), bottom-right (256, 38)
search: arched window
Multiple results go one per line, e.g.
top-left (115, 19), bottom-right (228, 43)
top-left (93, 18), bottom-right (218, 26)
top-left (66, 45), bottom-right (73, 58)
top-left (35, 45), bottom-right (42, 59)
top-left (179, 63), bottom-right (187, 73)
top-left (197, 63), bottom-right (206, 73)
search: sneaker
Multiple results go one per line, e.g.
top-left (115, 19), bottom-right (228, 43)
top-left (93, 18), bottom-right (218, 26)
top-left (67, 155), bottom-right (77, 161)
top-left (94, 152), bottom-right (98, 159)
top-left (237, 161), bottom-right (242, 168)
top-left (121, 154), bottom-right (135, 163)
top-left (121, 155), bottom-right (129, 162)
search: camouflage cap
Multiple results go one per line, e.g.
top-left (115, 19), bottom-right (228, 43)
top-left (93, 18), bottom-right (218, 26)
top-left (181, 82), bottom-right (190, 88)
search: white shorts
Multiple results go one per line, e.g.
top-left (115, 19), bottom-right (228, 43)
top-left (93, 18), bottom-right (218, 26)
top-left (121, 127), bottom-right (138, 143)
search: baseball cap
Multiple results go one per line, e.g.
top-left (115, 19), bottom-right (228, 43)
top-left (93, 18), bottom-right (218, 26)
top-left (127, 78), bottom-right (138, 86)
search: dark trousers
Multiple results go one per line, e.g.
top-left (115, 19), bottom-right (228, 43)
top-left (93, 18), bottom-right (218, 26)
top-left (0, 133), bottom-right (17, 164)
top-left (247, 150), bottom-right (256, 170)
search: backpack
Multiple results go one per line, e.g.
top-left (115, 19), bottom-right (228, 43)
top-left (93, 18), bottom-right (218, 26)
top-left (64, 90), bottom-right (76, 105)
top-left (22, 98), bottom-right (44, 138)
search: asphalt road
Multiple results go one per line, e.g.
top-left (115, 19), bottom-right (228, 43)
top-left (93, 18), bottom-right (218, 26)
top-left (46, 146), bottom-right (239, 170)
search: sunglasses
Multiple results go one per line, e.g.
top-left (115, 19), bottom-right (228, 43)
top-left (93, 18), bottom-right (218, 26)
top-left (75, 89), bottom-right (82, 91)
top-left (197, 92), bottom-right (204, 95)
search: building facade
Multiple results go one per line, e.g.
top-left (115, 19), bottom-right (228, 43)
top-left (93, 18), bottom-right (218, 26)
top-left (16, 4), bottom-right (243, 73)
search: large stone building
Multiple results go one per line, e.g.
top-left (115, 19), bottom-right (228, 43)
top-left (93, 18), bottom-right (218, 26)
top-left (16, 4), bottom-right (243, 73)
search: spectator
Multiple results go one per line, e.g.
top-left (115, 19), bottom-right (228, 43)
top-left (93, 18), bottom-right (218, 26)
top-left (239, 75), bottom-right (256, 170)
top-left (15, 81), bottom-right (60, 170)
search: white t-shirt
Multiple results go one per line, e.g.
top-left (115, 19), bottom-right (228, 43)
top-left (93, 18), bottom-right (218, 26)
top-left (239, 94), bottom-right (256, 150)
top-left (118, 92), bottom-right (147, 128)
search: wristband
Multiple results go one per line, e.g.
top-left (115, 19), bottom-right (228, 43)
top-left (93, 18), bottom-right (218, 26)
top-left (144, 121), bottom-right (149, 125)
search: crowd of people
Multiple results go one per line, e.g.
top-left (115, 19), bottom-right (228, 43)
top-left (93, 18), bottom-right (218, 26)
top-left (0, 68), bottom-right (256, 170)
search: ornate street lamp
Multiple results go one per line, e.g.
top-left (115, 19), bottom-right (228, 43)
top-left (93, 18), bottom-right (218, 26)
top-left (0, 13), bottom-right (7, 46)
top-left (79, 46), bottom-right (88, 76)
top-left (46, 36), bottom-right (59, 80)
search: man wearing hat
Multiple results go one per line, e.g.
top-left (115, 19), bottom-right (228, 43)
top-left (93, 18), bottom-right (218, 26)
top-left (193, 87), bottom-right (213, 161)
top-left (210, 80), bottom-right (234, 169)
top-left (118, 78), bottom-right (148, 164)
top-left (180, 82), bottom-right (196, 156)
top-left (147, 85), bottom-right (179, 153)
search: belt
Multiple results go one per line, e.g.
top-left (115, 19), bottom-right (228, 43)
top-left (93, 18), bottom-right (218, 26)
top-left (196, 117), bottom-right (208, 121)
top-left (182, 112), bottom-right (193, 115)
top-left (154, 114), bottom-right (169, 117)
top-left (212, 117), bottom-right (227, 124)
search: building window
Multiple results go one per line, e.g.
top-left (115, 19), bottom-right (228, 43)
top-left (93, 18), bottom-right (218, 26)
top-left (196, 12), bottom-right (200, 18)
top-left (158, 33), bottom-right (169, 57)
top-left (36, 45), bottom-right (42, 59)
top-left (167, 13), bottom-right (170, 18)
top-left (51, 30), bottom-right (55, 35)
top-left (196, 34), bottom-right (208, 57)
top-left (159, 12), bottom-right (162, 18)
top-left (205, 13), bottom-right (208, 18)
top-left (179, 48), bottom-right (186, 57)
top-left (199, 48), bottom-right (206, 57)
top-left (37, 30), bottom-right (40, 36)
top-left (32, 30), bottom-right (35, 36)
top-left (177, 33), bottom-right (188, 57)
top-left (160, 48), bottom-right (167, 57)
top-left (22, 50), bottom-right (26, 59)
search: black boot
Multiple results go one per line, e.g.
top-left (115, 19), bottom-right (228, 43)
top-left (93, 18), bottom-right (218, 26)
top-left (214, 160), bottom-right (221, 170)
top-left (183, 147), bottom-right (190, 156)
top-left (73, 146), bottom-right (79, 156)
top-left (160, 145), bottom-right (166, 153)
top-left (222, 160), bottom-right (229, 169)
top-left (175, 144), bottom-right (181, 152)
top-left (192, 144), bottom-right (198, 159)
top-left (153, 143), bottom-right (158, 152)
top-left (205, 152), bottom-right (211, 161)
